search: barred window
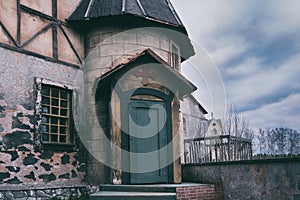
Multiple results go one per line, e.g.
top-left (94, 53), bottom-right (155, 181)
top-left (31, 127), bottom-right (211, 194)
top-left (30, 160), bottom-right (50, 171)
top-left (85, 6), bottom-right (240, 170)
top-left (41, 85), bottom-right (72, 144)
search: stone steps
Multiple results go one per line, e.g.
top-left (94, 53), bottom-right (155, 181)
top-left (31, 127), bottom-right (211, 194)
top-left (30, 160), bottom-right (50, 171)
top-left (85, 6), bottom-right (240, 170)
top-left (89, 183), bottom-right (215, 200)
top-left (90, 191), bottom-right (176, 200)
top-left (90, 184), bottom-right (177, 200)
top-left (100, 184), bottom-right (177, 193)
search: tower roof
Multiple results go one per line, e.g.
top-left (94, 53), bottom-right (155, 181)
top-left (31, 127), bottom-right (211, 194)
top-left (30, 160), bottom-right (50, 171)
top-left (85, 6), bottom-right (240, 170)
top-left (68, 0), bottom-right (184, 27)
top-left (68, 0), bottom-right (195, 60)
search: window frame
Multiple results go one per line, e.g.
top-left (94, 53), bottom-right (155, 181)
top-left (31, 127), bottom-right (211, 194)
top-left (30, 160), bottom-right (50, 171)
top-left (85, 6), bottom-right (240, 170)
top-left (170, 42), bottom-right (180, 70)
top-left (35, 78), bottom-right (76, 151)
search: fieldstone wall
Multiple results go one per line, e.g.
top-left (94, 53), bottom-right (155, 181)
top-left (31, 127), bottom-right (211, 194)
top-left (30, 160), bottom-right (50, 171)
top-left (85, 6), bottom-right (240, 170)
top-left (182, 158), bottom-right (300, 200)
top-left (0, 47), bottom-right (86, 186)
top-left (0, 185), bottom-right (97, 200)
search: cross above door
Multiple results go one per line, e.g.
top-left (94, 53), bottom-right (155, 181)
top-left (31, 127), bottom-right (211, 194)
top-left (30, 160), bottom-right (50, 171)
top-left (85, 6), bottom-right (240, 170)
top-left (134, 66), bottom-right (157, 85)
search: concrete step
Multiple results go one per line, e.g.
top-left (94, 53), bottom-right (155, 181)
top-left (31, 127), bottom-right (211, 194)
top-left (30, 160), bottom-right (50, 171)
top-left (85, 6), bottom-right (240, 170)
top-left (90, 191), bottom-right (176, 200)
top-left (100, 184), bottom-right (177, 193)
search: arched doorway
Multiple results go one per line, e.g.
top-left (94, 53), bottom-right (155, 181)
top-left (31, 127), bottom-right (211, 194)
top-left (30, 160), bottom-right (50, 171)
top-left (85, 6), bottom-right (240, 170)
top-left (119, 88), bottom-right (174, 184)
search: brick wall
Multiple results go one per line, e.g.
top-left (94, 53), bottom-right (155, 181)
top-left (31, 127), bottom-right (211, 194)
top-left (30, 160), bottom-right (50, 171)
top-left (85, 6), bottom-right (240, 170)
top-left (176, 185), bottom-right (215, 200)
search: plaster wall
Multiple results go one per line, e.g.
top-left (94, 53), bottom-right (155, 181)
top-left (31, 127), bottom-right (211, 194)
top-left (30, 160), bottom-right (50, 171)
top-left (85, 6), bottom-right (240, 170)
top-left (180, 96), bottom-right (208, 139)
top-left (0, 47), bottom-right (85, 187)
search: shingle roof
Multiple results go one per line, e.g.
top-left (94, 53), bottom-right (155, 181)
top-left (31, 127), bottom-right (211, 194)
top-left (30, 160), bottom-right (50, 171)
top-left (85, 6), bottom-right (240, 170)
top-left (68, 0), bottom-right (184, 27)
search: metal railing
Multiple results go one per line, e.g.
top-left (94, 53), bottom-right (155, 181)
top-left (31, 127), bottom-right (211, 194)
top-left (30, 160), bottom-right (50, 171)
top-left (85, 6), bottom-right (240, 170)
top-left (184, 135), bottom-right (252, 164)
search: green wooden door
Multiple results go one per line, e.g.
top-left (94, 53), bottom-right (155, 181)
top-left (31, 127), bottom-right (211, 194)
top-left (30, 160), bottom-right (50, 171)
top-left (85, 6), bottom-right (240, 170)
top-left (129, 100), bottom-right (168, 184)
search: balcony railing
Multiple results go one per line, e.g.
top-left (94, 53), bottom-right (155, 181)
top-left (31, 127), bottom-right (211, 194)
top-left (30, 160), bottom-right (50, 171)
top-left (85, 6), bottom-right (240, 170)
top-left (184, 135), bottom-right (252, 164)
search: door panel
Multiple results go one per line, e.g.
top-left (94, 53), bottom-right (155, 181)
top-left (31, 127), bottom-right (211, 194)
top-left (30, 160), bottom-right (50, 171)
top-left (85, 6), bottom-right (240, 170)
top-left (129, 100), bottom-right (168, 184)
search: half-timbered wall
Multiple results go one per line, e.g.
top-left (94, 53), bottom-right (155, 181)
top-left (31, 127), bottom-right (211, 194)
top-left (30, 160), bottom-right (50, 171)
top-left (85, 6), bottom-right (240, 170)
top-left (0, 0), bottom-right (84, 67)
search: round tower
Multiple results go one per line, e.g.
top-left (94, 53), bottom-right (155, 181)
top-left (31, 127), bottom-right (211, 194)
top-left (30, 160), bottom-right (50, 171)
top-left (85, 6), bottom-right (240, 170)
top-left (68, 0), bottom-right (195, 185)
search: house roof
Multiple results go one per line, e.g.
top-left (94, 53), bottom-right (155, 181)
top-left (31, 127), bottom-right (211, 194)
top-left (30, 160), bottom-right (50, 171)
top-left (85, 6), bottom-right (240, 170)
top-left (98, 48), bottom-right (197, 98)
top-left (185, 94), bottom-right (208, 115)
top-left (68, 0), bottom-right (183, 27)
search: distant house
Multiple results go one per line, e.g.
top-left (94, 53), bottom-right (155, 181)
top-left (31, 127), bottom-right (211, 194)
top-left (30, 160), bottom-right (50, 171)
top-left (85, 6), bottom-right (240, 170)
top-left (183, 110), bottom-right (253, 164)
top-left (181, 94), bottom-right (208, 139)
top-left (206, 113), bottom-right (223, 137)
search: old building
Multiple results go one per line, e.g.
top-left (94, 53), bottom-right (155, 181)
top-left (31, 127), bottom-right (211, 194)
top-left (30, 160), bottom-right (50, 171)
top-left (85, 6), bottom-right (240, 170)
top-left (0, 0), bottom-right (220, 199)
top-left (0, 0), bottom-right (218, 199)
top-left (181, 94), bottom-right (208, 140)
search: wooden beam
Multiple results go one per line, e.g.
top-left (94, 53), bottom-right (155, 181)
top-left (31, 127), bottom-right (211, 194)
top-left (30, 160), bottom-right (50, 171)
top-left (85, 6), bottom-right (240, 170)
top-left (20, 23), bottom-right (53, 48)
top-left (58, 25), bottom-right (82, 64)
top-left (17, 0), bottom-right (21, 45)
top-left (0, 21), bottom-right (19, 47)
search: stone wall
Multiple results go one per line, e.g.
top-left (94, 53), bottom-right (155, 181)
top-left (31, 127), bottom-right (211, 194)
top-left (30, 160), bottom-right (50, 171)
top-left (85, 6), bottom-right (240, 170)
top-left (0, 47), bottom-right (86, 187)
top-left (83, 25), bottom-right (186, 184)
top-left (182, 158), bottom-right (300, 200)
top-left (0, 185), bottom-right (98, 200)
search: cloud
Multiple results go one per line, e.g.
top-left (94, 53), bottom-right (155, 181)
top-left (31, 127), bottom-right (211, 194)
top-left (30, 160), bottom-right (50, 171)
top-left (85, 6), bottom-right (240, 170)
top-left (256, 1), bottom-right (300, 41)
top-left (209, 35), bottom-right (250, 66)
top-left (172, 0), bottom-right (300, 130)
top-left (225, 53), bottom-right (300, 112)
top-left (226, 57), bottom-right (261, 77)
top-left (243, 93), bottom-right (300, 132)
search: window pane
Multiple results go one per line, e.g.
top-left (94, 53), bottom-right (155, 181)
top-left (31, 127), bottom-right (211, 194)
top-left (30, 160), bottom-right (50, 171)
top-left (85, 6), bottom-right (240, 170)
top-left (60, 91), bottom-right (68, 99)
top-left (42, 116), bottom-right (48, 123)
top-left (42, 106), bottom-right (50, 114)
top-left (60, 118), bottom-right (67, 126)
top-left (52, 89), bottom-right (59, 97)
top-left (42, 88), bottom-right (50, 96)
top-left (61, 100), bottom-right (68, 108)
top-left (60, 127), bottom-right (66, 135)
top-left (51, 135), bottom-right (58, 142)
top-left (52, 98), bottom-right (59, 106)
top-left (42, 97), bottom-right (50, 105)
top-left (60, 109), bottom-right (68, 116)
top-left (52, 108), bottom-right (59, 115)
top-left (51, 126), bottom-right (58, 133)
top-left (51, 117), bottom-right (58, 124)
top-left (42, 134), bottom-right (49, 141)
top-left (41, 125), bottom-right (49, 133)
top-left (60, 136), bottom-right (66, 143)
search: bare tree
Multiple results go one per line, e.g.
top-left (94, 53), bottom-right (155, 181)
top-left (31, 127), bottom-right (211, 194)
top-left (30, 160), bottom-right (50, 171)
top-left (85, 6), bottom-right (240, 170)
top-left (223, 104), bottom-right (253, 139)
top-left (273, 128), bottom-right (288, 155)
top-left (244, 128), bottom-right (255, 141)
top-left (256, 127), bottom-right (300, 157)
top-left (287, 128), bottom-right (300, 155)
top-left (257, 128), bottom-right (267, 156)
top-left (266, 129), bottom-right (275, 156)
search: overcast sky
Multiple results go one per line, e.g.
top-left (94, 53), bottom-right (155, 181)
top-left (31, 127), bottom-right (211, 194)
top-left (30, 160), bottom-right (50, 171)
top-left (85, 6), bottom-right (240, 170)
top-left (172, 0), bottom-right (300, 132)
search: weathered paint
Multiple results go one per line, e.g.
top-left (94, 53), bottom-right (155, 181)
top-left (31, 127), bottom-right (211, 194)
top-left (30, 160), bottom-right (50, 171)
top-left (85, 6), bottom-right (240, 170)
top-left (0, 47), bottom-right (85, 186)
